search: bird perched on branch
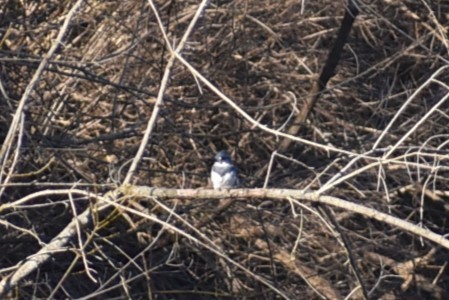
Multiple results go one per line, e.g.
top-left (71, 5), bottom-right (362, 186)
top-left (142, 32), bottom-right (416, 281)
top-left (211, 150), bottom-right (240, 189)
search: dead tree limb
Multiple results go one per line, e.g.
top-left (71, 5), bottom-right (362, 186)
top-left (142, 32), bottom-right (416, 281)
top-left (279, 0), bottom-right (360, 152)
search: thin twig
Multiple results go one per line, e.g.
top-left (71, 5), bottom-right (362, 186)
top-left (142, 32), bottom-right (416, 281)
top-left (0, 0), bottom-right (85, 164)
top-left (123, 0), bottom-right (210, 184)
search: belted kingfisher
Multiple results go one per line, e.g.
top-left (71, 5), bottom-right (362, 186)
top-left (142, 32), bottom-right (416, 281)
top-left (211, 150), bottom-right (240, 189)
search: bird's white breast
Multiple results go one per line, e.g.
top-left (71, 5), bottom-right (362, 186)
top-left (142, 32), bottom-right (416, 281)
top-left (211, 169), bottom-right (223, 189)
top-left (211, 161), bottom-right (234, 189)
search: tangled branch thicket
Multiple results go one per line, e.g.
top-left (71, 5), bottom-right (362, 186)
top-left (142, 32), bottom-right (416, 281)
top-left (1, 0), bottom-right (449, 299)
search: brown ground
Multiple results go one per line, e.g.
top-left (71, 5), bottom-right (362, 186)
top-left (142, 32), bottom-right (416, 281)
top-left (1, 0), bottom-right (449, 299)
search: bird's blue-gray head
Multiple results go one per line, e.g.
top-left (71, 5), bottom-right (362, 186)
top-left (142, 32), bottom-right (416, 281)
top-left (214, 150), bottom-right (232, 163)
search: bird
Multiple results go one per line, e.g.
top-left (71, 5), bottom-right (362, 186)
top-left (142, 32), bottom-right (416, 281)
top-left (211, 150), bottom-right (240, 189)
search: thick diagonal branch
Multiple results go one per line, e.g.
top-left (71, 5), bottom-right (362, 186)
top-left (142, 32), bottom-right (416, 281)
top-left (279, 0), bottom-right (359, 152)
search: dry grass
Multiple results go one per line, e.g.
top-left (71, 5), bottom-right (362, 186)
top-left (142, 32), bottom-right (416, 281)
top-left (1, 0), bottom-right (449, 299)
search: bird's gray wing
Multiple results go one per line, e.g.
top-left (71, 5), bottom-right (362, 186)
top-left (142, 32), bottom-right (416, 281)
top-left (222, 166), bottom-right (240, 187)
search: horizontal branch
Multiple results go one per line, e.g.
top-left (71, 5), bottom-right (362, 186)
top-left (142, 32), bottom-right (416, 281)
top-left (122, 186), bottom-right (449, 250)
top-left (1, 186), bottom-right (448, 297)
